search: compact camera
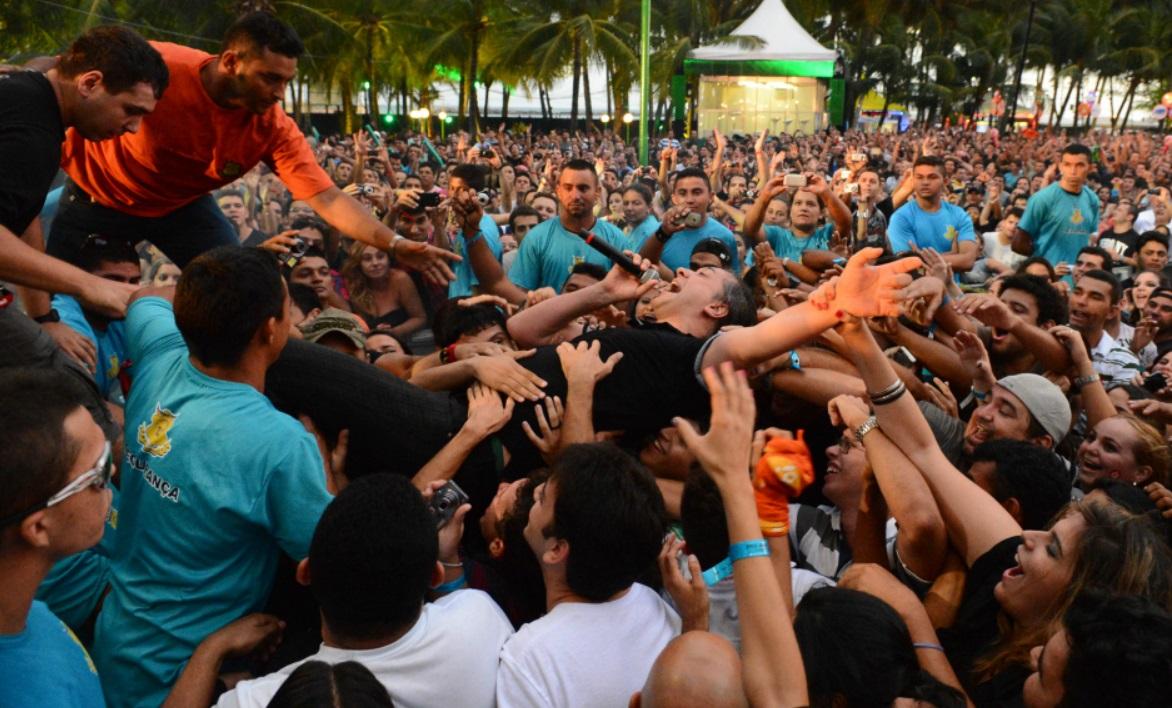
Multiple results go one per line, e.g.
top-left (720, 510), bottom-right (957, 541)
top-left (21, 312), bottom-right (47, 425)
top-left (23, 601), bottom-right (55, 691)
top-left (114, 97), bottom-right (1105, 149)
top-left (429, 481), bottom-right (470, 529)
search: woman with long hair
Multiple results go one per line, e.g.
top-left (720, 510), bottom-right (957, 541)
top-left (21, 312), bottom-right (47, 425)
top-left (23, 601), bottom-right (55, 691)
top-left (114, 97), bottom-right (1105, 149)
top-left (1076, 413), bottom-right (1171, 489)
top-left (341, 245), bottom-right (426, 339)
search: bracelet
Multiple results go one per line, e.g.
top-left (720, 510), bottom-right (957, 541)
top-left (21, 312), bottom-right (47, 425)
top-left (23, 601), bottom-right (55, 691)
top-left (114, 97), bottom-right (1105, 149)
top-left (1072, 373), bottom-right (1100, 391)
top-left (441, 344), bottom-right (459, 365)
top-left (434, 573), bottom-right (467, 593)
top-left (655, 227), bottom-right (670, 244)
top-left (913, 642), bottom-right (946, 652)
top-left (971, 387), bottom-right (989, 401)
top-left (439, 560), bottom-right (464, 568)
top-left (854, 416), bottom-right (879, 444)
top-left (867, 379), bottom-right (903, 401)
top-left (728, 539), bottom-right (770, 563)
top-left (870, 381), bottom-right (907, 406)
top-left (701, 557), bottom-right (734, 586)
top-left (789, 350), bottom-right (802, 371)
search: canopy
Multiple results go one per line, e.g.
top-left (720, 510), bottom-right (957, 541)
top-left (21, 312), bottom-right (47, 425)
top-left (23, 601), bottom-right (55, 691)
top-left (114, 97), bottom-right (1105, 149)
top-left (686, 0), bottom-right (837, 76)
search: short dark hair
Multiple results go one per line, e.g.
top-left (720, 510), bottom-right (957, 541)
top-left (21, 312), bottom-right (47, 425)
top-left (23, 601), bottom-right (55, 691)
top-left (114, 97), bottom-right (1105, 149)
top-left (560, 159), bottom-right (598, 183)
top-left (1006, 206), bottom-right (1025, 220)
top-left (450, 162), bottom-right (487, 191)
top-left (222, 12), bottom-right (304, 59)
top-left (1137, 231), bottom-right (1169, 253)
top-left (1077, 246), bottom-right (1113, 270)
top-left (913, 155), bottom-right (945, 172)
top-left (308, 474), bottom-right (436, 641)
top-left (674, 167), bottom-right (712, 192)
top-left (1060, 590), bottom-right (1172, 708)
top-left (174, 246), bottom-right (286, 367)
top-left (290, 216), bottom-right (328, 236)
top-left (58, 25), bottom-right (169, 99)
top-left (568, 262), bottom-right (607, 282)
top-left (795, 588), bottom-right (966, 708)
top-left (432, 299), bottom-right (508, 348)
top-left (0, 370), bottom-right (87, 529)
top-left (215, 188), bottom-right (246, 203)
top-left (999, 274), bottom-right (1068, 326)
top-left (508, 205), bottom-right (539, 232)
top-left (545, 443), bottom-right (666, 602)
top-left (287, 282), bottom-right (320, 316)
top-left (1062, 143), bottom-right (1093, 160)
top-left (266, 660), bottom-right (393, 708)
top-left (76, 234), bottom-right (140, 273)
top-left (1015, 256), bottom-right (1056, 281)
top-left (969, 440), bottom-right (1071, 530)
top-left (1077, 269), bottom-right (1122, 305)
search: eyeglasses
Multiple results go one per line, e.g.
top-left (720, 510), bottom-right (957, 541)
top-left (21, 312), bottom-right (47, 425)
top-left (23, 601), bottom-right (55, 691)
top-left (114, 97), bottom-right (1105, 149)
top-left (0, 441), bottom-right (113, 528)
top-left (836, 435), bottom-right (857, 455)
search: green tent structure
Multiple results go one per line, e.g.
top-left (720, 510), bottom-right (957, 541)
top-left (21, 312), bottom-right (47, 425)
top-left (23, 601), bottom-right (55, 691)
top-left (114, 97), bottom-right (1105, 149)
top-left (685, 0), bottom-right (842, 135)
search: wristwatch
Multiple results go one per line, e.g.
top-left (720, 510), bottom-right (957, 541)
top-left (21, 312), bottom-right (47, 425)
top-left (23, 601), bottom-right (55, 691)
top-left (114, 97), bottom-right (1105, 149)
top-left (654, 226), bottom-right (670, 244)
top-left (33, 309), bottom-right (60, 324)
top-left (854, 415), bottom-right (880, 445)
top-left (1072, 373), bottom-right (1101, 392)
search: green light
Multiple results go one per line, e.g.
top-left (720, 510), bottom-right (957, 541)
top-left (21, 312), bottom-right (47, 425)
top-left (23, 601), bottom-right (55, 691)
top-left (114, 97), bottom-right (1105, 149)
top-left (444, 116), bottom-right (453, 124)
top-left (362, 80), bottom-right (371, 90)
top-left (682, 59), bottom-right (835, 78)
top-left (382, 114), bottom-right (395, 124)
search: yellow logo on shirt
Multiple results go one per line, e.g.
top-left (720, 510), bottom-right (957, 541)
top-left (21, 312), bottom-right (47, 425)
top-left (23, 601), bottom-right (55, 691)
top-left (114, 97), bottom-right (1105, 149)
top-left (1071, 209), bottom-right (1084, 225)
top-left (105, 354), bottom-right (120, 382)
top-left (137, 404), bottom-right (178, 458)
top-left (944, 225), bottom-right (958, 242)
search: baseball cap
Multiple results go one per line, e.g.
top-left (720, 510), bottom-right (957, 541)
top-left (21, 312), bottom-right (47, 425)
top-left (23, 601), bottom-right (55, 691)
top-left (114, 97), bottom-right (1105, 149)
top-left (691, 238), bottom-right (733, 267)
top-left (996, 373), bottom-right (1071, 443)
top-left (299, 307), bottom-right (368, 350)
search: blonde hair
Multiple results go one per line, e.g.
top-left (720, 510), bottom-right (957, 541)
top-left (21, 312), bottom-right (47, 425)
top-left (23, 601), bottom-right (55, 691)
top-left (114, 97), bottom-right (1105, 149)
top-left (1117, 413), bottom-right (1171, 486)
top-left (341, 245), bottom-right (384, 315)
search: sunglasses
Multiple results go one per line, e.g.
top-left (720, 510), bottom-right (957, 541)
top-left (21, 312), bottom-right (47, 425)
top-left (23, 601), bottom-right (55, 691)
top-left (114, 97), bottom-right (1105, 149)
top-left (0, 441), bottom-right (113, 528)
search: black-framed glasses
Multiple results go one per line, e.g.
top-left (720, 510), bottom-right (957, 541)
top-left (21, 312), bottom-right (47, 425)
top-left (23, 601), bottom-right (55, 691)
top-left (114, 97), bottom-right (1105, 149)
top-left (0, 441), bottom-right (113, 528)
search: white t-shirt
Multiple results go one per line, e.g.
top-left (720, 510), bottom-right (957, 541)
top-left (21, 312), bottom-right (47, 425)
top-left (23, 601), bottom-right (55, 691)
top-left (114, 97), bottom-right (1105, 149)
top-left (982, 230), bottom-right (1025, 270)
top-left (215, 590), bottom-right (513, 708)
top-left (496, 583), bottom-right (680, 708)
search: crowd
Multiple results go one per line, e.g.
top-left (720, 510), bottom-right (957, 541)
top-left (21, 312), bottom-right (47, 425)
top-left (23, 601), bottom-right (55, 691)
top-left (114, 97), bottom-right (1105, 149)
top-left (3, 12), bottom-right (1172, 708)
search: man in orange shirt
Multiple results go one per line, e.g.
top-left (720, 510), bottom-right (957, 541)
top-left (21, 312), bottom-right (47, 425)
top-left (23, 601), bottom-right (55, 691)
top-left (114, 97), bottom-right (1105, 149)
top-left (45, 12), bottom-right (457, 291)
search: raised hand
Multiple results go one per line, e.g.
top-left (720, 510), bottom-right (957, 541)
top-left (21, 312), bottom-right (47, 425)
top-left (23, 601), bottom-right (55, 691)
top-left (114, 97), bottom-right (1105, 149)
top-left (953, 293), bottom-right (1019, 331)
top-left (658, 535), bottom-right (709, 631)
top-left (465, 383), bottom-right (515, 438)
top-left (952, 329), bottom-right (995, 391)
top-left (674, 362), bottom-right (756, 481)
top-left (821, 247), bottom-right (922, 319)
top-left (556, 339), bottom-right (623, 386)
top-left (521, 395), bottom-right (564, 461)
top-left (392, 239), bottom-right (460, 287)
top-left (468, 350), bottom-right (548, 402)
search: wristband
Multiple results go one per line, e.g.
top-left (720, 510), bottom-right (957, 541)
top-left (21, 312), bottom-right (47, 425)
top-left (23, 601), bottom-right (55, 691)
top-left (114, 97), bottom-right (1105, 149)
top-left (655, 227), bottom-right (670, 244)
top-left (913, 642), bottom-right (946, 652)
top-left (1072, 373), bottom-right (1100, 391)
top-left (971, 387), bottom-right (989, 401)
top-left (789, 350), bottom-right (802, 371)
top-left (701, 557), bottom-right (734, 586)
top-left (442, 344), bottom-right (459, 365)
top-left (434, 573), bottom-right (467, 593)
top-left (728, 539), bottom-right (770, 563)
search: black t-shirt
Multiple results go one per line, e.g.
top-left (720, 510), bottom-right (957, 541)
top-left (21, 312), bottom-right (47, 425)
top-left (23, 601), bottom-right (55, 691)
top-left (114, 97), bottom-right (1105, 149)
top-left (938, 536), bottom-right (1027, 705)
top-left (0, 71), bottom-right (64, 235)
top-left (497, 322), bottom-right (716, 471)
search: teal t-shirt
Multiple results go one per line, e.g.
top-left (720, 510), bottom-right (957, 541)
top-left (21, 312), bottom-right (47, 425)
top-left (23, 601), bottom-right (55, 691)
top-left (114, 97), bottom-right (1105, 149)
top-left (660, 218), bottom-right (741, 272)
top-left (887, 200), bottom-right (976, 254)
top-left (92, 297), bottom-right (332, 708)
top-left (52, 294), bottom-right (128, 403)
top-left (0, 601), bottom-right (106, 707)
top-left (626, 215), bottom-right (661, 250)
top-left (449, 213), bottom-right (503, 298)
top-left (1018, 182), bottom-right (1101, 268)
top-left (509, 218), bottom-right (630, 292)
top-left (762, 223), bottom-right (836, 262)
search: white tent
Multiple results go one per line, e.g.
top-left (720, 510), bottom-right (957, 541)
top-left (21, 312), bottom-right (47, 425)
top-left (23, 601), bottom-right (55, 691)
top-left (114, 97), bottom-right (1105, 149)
top-left (689, 0), bottom-right (837, 64)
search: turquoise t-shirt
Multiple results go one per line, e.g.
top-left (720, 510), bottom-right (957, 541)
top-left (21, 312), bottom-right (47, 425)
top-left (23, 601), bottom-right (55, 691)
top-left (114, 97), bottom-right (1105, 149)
top-left (762, 223), bottom-right (836, 263)
top-left (0, 601), bottom-right (106, 707)
top-left (1018, 182), bottom-right (1101, 268)
top-left (626, 215), bottom-right (661, 251)
top-left (509, 218), bottom-right (630, 292)
top-left (52, 294), bottom-right (128, 403)
top-left (92, 297), bottom-right (332, 708)
top-left (887, 200), bottom-right (976, 254)
top-left (449, 213), bottom-right (503, 298)
top-left (660, 218), bottom-right (741, 272)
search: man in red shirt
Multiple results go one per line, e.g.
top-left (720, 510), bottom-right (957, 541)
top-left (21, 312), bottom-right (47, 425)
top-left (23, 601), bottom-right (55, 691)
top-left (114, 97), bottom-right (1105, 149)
top-left (46, 12), bottom-right (457, 289)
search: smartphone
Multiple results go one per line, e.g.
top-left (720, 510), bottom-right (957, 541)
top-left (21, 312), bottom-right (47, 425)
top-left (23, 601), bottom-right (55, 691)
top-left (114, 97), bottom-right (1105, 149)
top-left (418, 191), bottom-right (441, 208)
top-left (784, 173), bottom-right (807, 189)
top-left (892, 346), bottom-right (917, 369)
top-left (684, 212), bottom-right (703, 229)
top-left (1143, 372), bottom-right (1167, 393)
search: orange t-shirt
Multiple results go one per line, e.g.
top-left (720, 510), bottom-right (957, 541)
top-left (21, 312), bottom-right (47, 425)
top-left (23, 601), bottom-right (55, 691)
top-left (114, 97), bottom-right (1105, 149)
top-left (61, 42), bottom-right (334, 217)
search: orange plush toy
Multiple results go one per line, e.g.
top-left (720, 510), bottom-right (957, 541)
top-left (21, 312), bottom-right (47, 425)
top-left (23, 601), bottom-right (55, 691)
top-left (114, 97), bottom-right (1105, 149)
top-left (753, 430), bottom-right (815, 537)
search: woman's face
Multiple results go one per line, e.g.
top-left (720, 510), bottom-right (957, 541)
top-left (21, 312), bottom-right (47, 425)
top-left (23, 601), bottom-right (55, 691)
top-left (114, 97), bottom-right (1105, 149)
top-left (360, 246), bottom-right (389, 280)
top-left (822, 434), bottom-right (867, 509)
top-left (1022, 628), bottom-right (1071, 708)
top-left (1076, 416), bottom-right (1149, 487)
top-left (621, 191), bottom-right (649, 224)
top-left (532, 196), bottom-right (558, 222)
top-left (152, 263), bottom-right (181, 287)
top-left (994, 511), bottom-right (1087, 623)
top-left (1132, 271), bottom-right (1160, 308)
top-left (607, 191), bottom-right (623, 216)
top-left (764, 198), bottom-right (789, 226)
top-left (1155, 351), bottom-right (1172, 379)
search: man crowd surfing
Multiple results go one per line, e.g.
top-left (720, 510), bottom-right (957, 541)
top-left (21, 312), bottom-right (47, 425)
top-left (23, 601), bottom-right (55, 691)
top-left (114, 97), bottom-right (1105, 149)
top-left (2, 13), bottom-right (1171, 708)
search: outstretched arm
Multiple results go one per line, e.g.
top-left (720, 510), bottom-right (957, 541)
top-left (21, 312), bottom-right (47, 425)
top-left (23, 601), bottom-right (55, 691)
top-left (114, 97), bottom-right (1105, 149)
top-left (838, 318), bottom-right (1021, 567)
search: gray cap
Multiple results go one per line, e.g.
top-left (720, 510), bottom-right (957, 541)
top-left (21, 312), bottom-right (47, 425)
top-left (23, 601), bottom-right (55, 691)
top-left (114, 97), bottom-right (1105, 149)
top-left (996, 373), bottom-right (1071, 443)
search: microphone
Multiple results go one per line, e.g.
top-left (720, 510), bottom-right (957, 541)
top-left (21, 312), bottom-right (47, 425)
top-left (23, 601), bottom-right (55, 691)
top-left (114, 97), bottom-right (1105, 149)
top-left (575, 230), bottom-right (660, 282)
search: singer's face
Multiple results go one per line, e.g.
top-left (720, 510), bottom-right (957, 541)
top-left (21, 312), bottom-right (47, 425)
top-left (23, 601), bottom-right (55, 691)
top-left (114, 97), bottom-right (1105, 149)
top-left (557, 168), bottom-right (599, 218)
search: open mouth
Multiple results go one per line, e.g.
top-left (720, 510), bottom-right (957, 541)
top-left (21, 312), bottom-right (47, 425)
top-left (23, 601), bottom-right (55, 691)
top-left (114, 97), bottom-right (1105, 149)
top-left (1002, 550), bottom-right (1025, 582)
top-left (990, 328), bottom-right (1008, 344)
